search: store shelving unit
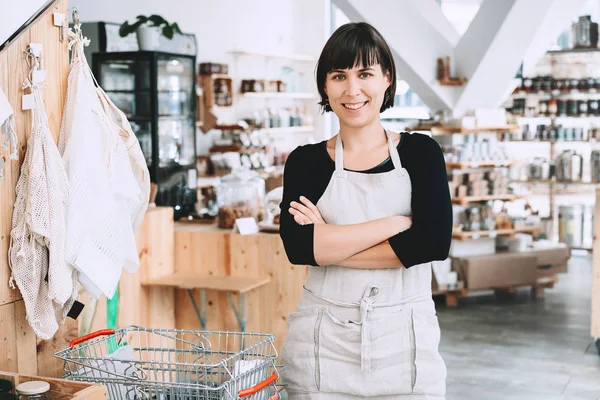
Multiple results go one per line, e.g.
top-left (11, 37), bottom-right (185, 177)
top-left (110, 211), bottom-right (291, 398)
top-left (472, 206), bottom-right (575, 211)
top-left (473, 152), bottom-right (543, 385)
top-left (411, 124), bottom-right (520, 135)
top-left (504, 113), bottom-right (599, 250)
top-left (408, 124), bottom-right (548, 305)
top-left (93, 51), bottom-right (198, 220)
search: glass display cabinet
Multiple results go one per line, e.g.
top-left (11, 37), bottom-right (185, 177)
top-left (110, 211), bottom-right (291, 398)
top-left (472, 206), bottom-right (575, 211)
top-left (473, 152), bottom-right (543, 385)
top-left (92, 51), bottom-right (197, 219)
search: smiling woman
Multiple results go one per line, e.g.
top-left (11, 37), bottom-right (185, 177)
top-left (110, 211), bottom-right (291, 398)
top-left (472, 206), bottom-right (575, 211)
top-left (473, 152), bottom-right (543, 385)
top-left (278, 22), bottom-right (452, 399)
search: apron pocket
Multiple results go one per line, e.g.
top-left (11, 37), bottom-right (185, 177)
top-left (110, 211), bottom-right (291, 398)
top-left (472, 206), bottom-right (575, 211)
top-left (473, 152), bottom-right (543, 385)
top-left (369, 310), bottom-right (413, 395)
top-left (411, 310), bottom-right (447, 396)
top-left (318, 309), bottom-right (362, 394)
top-left (280, 308), bottom-right (322, 393)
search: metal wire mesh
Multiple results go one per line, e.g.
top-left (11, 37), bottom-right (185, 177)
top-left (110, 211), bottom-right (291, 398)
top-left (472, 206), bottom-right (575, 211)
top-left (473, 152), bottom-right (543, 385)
top-left (54, 325), bottom-right (280, 400)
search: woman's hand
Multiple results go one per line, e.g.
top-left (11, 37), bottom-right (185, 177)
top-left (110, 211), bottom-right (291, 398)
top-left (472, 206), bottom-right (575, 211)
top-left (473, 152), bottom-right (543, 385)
top-left (289, 196), bottom-right (326, 225)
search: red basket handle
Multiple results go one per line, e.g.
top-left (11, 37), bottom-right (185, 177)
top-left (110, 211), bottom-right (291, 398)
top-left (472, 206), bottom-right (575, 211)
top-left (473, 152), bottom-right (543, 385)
top-left (238, 371), bottom-right (278, 398)
top-left (69, 329), bottom-right (115, 349)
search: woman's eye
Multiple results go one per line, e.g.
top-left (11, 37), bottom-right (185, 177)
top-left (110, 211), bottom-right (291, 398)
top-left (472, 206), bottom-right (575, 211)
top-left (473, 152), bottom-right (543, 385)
top-left (333, 75), bottom-right (345, 81)
top-left (360, 73), bottom-right (371, 79)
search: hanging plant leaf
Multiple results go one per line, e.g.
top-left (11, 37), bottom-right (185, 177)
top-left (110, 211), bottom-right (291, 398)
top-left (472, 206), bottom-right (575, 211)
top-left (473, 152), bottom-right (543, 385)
top-left (118, 21), bottom-right (130, 37)
top-left (148, 14), bottom-right (167, 26)
top-left (171, 23), bottom-right (182, 35)
top-left (163, 25), bottom-right (174, 40)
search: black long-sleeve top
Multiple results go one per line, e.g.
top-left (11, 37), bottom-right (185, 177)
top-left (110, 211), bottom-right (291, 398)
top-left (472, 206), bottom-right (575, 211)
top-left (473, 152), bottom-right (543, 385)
top-left (278, 131), bottom-right (452, 268)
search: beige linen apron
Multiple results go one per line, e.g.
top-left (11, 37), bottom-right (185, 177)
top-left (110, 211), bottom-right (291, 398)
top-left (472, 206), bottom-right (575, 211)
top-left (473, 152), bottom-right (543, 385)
top-left (280, 131), bottom-right (446, 399)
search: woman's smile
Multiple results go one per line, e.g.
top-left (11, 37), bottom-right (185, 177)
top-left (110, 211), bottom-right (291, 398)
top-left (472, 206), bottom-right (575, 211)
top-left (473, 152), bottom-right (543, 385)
top-left (342, 101), bottom-right (369, 111)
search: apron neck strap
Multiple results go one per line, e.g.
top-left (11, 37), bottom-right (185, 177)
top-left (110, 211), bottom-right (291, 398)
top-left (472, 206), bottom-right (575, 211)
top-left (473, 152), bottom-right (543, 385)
top-left (335, 133), bottom-right (344, 171)
top-left (335, 129), bottom-right (403, 172)
top-left (386, 130), bottom-right (403, 169)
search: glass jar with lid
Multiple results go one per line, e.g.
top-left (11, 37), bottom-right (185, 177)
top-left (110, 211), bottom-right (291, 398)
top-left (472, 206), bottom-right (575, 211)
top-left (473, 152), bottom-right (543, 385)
top-left (15, 381), bottom-right (50, 400)
top-left (217, 167), bottom-right (266, 229)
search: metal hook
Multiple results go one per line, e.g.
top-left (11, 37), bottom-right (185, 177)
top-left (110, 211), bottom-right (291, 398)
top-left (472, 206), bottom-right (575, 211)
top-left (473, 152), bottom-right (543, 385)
top-left (23, 46), bottom-right (40, 87)
top-left (70, 7), bottom-right (80, 26)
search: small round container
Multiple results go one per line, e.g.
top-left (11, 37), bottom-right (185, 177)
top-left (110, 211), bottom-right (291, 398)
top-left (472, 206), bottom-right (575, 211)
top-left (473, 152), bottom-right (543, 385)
top-left (15, 381), bottom-right (50, 400)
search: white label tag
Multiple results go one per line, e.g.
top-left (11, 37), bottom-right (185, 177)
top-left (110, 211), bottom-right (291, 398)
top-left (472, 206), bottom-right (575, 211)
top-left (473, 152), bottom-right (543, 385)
top-left (0, 87), bottom-right (13, 125)
top-left (53, 13), bottom-right (65, 26)
top-left (187, 168), bottom-right (197, 189)
top-left (233, 217), bottom-right (259, 235)
top-left (33, 70), bottom-right (47, 83)
top-left (22, 94), bottom-right (35, 111)
top-left (29, 43), bottom-right (42, 56)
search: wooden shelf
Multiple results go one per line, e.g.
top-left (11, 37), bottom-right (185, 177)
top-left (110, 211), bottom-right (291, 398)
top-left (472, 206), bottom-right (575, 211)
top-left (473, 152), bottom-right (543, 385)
top-left (263, 126), bottom-right (315, 134)
top-left (452, 229), bottom-right (516, 240)
top-left (241, 92), bottom-right (316, 99)
top-left (504, 139), bottom-right (592, 143)
top-left (410, 124), bottom-right (520, 135)
top-left (452, 194), bottom-right (518, 205)
top-left (438, 78), bottom-right (467, 86)
top-left (446, 161), bottom-right (514, 170)
top-left (143, 274), bottom-right (272, 294)
top-left (511, 179), bottom-right (599, 185)
top-left (227, 50), bottom-right (317, 61)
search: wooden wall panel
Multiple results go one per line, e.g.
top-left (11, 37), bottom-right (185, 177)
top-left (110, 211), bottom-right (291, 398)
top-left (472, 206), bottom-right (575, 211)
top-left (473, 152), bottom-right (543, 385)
top-left (0, 0), bottom-right (75, 378)
top-left (591, 188), bottom-right (600, 337)
top-left (0, 302), bottom-right (18, 372)
top-left (14, 300), bottom-right (37, 375)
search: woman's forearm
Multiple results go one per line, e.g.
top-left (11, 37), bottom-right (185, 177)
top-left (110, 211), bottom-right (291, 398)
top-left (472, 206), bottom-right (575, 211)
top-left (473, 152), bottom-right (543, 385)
top-left (313, 216), bottom-right (410, 266)
top-left (336, 241), bottom-right (404, 269)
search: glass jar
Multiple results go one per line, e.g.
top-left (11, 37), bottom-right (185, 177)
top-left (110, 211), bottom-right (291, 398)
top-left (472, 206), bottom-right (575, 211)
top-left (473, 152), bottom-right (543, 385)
top-left (216, 168), bottom-right (266, 229)
top-left (15, 381), bottom-right (50, 400)
top-left (263, 187), bottom-right (284, 224)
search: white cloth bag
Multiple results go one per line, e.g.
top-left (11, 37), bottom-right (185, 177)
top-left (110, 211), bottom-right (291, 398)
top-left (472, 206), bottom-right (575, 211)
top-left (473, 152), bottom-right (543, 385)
top-left (59, 28), bottom-right (150, 299)
top-left (9, 81), bottom-right (77, 340)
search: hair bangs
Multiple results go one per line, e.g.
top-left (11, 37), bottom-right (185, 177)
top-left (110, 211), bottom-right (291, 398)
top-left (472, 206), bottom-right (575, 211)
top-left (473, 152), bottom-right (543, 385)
top-left (327, 36), bottom-right (382, 73)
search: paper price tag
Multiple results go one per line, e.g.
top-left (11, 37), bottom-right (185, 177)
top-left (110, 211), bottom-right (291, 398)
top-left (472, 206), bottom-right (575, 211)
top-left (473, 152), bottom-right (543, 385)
top-left (29, 43), bottom-right (42, 57)
top-left (33, 70), bottom-right (47, 83)
top-left (22, 94), bottom-right (35, 111)
top-left (233, 217), bottom-right (259, 235)
top-left (53, 13), bottom-right (65, 26)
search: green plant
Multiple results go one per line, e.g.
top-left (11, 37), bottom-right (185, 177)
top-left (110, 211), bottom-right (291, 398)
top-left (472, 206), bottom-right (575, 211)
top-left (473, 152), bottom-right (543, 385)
top-left (119, 15), bottom-right (182, 40)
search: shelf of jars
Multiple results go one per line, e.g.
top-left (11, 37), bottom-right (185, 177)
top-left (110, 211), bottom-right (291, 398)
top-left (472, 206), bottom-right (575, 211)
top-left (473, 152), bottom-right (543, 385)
top-left (451, 194), bottom-right (518, 206)
top-left (446, 161), bottom-right (515, 170)
top-left (227, 50), bottom-right (317, 62)
top-left (410, 124), bottom-right (520, 135)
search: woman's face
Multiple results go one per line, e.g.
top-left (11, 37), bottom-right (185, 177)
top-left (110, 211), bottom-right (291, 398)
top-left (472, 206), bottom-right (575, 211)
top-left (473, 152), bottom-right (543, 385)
top-left (324, 63), bottom-right (390, 129)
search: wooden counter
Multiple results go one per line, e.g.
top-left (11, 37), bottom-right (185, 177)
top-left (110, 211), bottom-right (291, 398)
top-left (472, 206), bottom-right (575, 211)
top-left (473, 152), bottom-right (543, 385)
top-left (173, 223), bottom-right (307, 353)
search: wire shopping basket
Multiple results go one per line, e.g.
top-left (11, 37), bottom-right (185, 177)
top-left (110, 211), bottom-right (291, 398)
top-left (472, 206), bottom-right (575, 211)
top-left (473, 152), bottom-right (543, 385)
top-left (54, 325), bottom-right (281, 400)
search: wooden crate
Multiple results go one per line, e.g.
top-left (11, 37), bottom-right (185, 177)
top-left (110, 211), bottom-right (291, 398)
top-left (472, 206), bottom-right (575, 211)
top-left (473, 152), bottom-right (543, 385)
top-left (0, 371), bottom-right (106, 399)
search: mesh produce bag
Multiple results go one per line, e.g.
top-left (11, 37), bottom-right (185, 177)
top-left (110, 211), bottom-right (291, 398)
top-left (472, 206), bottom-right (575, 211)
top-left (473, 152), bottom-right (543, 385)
top-left (8, 78), bottom-right (77, 340)
top-left (57, 26), bottom-right (149, 299)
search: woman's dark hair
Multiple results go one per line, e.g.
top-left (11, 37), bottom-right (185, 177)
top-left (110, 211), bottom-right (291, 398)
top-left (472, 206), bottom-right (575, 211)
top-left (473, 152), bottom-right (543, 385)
top-left (316, 22), bottom-right (396, 113)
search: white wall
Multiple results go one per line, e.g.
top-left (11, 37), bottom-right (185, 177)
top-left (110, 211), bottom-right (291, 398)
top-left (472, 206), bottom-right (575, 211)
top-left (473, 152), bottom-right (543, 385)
top-left (72, 0), bottom-right (331, 152)
top-left (1, 0), bottom-right (51, 47)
